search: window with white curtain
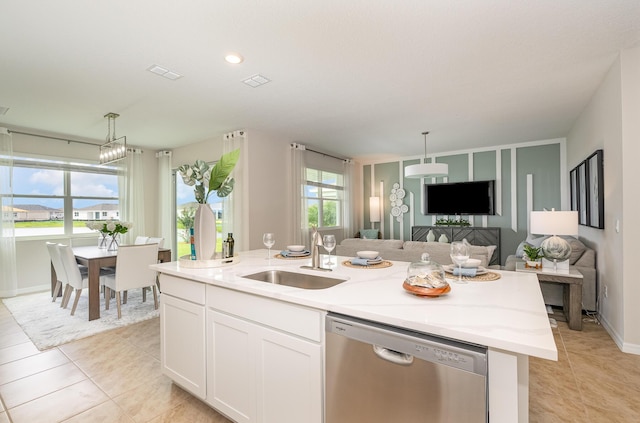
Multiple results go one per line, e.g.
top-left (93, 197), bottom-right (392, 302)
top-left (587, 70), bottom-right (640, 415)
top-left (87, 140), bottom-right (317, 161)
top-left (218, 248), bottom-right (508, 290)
top-left (304, 168), bottom-right (344, 228)
top-left (0, 155), bottom-right (119, 237)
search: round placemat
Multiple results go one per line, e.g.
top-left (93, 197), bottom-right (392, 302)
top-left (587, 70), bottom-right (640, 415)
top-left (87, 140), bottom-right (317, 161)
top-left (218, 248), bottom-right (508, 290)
top-left (341, 260), bottom-right (393, 269)
top-left (444, 270), bottom-right (501, 282)
top-left (275, 253), bottom-right (311, 260)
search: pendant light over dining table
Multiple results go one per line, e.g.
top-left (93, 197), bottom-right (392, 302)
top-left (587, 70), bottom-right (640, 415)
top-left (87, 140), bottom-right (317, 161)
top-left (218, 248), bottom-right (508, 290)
top-left (405, 131), bottom-right (448, 178)
top-left (99, 112), bottom-right (127, 165)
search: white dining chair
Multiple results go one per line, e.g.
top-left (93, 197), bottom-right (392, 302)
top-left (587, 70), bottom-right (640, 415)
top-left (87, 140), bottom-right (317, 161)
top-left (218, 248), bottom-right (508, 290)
top-left (102, 243), bottom-right (159, 319)
top-left (134, 236), bottom-right (149, 244)
top-left (57, 243), bottom-right (90, 316)
top-left (46, 242), bottom-right (68, 303)
top-left (147, 237), bottom-right (164, 248)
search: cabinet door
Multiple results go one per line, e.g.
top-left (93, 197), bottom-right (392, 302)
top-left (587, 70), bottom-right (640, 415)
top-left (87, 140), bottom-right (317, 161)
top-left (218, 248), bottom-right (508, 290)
top-left (255, 325), bottom-right (323, 423)
top-left (160, 294), bottom-right (206, 399)
top-left (206, 310), bottom-right (255, 423)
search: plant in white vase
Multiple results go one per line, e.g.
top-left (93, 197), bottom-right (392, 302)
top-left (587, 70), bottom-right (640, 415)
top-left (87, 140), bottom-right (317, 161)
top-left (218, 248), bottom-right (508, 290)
top-left (523, 244), bottom-right (543, 268)
top-left (178, 149), bottom-right (240, 260)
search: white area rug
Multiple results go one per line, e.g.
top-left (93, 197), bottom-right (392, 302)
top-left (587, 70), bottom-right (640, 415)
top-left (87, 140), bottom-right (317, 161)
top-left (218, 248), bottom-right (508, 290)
top-left (3, 289), bottom-right (159, 351)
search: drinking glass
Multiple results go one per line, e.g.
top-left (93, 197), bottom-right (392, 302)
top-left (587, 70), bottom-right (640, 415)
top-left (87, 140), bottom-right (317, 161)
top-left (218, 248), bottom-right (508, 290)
top-left (450, 241), bottom-right (470, 284)
top-left (263, 233), bottom-right (275, 260)
top-left (323, 234), bottom-right (336, 265)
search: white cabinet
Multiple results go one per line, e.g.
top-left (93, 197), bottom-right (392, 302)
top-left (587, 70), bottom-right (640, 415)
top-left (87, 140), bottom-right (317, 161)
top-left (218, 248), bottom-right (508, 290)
top-left (160, 274), bottom-right (206, 399)
top-left (206, 285), bottom-right (323, 423)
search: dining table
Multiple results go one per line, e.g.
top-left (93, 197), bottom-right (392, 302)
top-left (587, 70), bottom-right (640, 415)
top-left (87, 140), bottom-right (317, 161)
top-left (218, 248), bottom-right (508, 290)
top-left (50, 245), bottom-right (172, 321)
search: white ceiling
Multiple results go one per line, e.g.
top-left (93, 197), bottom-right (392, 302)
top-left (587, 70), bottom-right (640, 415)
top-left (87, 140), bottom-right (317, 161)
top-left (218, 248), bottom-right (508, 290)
top-left (1, 1), bottom-right (639, 160)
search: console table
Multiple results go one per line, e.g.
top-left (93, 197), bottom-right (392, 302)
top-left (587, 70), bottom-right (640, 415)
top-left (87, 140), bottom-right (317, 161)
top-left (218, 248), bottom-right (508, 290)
top-left (412, 226), bottom-right (501, 266)
top-left (516, 262), bottom-right (584, 330)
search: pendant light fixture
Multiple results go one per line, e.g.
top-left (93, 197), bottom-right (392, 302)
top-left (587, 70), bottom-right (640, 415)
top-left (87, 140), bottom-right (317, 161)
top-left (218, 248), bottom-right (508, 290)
top-left (99, 112), bottom-right (127, 165)
top-left (405, 131), bottom-right (448, 178)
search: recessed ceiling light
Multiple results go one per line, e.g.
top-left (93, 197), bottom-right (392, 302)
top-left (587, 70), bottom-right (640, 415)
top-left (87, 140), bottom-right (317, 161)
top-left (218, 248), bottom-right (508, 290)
top-left (225, 53), bottom-right (244, 64)
top-left (243, 74), bottom-right (271, 87)
top-left (146, 64), bottom-right (183, 80)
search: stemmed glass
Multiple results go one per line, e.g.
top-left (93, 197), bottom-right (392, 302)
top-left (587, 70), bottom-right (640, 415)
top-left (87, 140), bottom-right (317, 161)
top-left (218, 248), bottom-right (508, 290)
top-left (450, 241), bottom-right (470, 284)
top-left (323, 234), bottom-right (336, 265)
top-left (263, 233), bottom-right (275, 260)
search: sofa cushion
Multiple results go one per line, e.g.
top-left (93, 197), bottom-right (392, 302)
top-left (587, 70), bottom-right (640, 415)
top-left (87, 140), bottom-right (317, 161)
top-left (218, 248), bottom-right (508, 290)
top-left (339, 238), bottom-right (404, 250)
top-left (402, 241), bottom-right (496, 267)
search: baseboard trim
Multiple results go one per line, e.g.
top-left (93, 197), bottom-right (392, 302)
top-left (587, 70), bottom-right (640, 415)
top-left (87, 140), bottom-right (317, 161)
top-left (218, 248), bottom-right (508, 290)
top-left (599, 314), bottom-right (640, 356)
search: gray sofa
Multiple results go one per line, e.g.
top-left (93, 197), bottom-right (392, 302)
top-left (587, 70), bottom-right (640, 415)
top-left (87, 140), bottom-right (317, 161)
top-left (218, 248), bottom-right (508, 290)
top-left (504, 237), bottom-right (597, 311)
top-left (335, 238), bottom-right (498, 268)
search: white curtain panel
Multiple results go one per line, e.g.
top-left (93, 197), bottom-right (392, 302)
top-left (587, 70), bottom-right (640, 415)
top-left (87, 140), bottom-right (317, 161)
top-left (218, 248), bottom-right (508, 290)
top-left (156, 150), bottom-right (173, 251)
top-left (223, 132), bottom-right (247, 251)
top-left (118, 148), bottom-right (145, 244)
top-left (290, 143), bottom-right (308, 247)
top-left (0, 128), bottom-right (18, 297)
top-left (343, 159), bottom-right (356, 241)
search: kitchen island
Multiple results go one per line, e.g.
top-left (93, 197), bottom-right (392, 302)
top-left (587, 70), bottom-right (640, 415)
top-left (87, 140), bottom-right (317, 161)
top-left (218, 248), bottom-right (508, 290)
top-left (152, 250), bottom-right (557, 423)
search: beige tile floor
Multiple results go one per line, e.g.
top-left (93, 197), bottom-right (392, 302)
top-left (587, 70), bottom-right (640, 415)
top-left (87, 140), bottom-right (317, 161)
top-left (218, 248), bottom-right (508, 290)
top-left (1, 300), bottom-right (638, 423)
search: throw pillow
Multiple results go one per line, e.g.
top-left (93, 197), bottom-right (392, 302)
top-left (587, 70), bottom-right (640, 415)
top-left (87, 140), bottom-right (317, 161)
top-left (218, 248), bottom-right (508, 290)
top-left (360, 229), bottom-right (379, 239)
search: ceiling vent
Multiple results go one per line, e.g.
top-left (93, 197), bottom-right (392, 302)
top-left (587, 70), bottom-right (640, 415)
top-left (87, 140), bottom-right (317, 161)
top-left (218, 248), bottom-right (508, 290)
top-left (147, 65), bottom-right (182, 81)
top-left (243, 74), bottom-right (271, 87)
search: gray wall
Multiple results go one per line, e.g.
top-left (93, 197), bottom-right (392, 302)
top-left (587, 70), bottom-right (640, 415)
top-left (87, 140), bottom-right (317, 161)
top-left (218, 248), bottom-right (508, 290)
top-left (362, 140), bottom-right (564, 265)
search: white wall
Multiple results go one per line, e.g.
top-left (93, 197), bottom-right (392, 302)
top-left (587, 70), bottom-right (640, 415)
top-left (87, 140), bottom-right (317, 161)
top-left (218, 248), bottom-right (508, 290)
top-left (567, 46), bottom-right (640, 353)
top-left (172, 129), bottom-right (295, 252)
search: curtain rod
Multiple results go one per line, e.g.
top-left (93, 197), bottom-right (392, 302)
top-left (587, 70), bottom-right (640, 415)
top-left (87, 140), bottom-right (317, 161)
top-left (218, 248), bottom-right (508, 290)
top-left (8, 130), bottom-right (102, 147)
top-left (291, 143), bottom-right (351, 162)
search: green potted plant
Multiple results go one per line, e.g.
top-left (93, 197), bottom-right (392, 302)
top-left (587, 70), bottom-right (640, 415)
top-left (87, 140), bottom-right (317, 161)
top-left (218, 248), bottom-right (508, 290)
top-left (522, 244), bottom-right (543, 268)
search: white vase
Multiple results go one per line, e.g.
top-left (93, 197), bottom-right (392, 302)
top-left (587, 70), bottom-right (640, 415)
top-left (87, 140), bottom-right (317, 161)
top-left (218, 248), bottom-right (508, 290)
top-left (426, 230), bottom-right (435, 242)
top-left (438, 234), bottom-right (449, 243)
top-left (194, 203), bottom-right (217, 260)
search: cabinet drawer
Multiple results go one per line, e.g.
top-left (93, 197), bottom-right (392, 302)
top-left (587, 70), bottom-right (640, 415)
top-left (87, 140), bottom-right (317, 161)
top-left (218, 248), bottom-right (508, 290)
top-left (207, 285), bottom-right (323, 342)
top-left (160, 274), bottom-right (206, 305)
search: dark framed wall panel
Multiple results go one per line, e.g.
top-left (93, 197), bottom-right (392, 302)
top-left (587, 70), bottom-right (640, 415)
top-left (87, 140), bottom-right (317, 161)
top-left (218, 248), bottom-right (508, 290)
top-left (586, 149), bottom-right (604, 229)
top-left (570, 149), bottom-right (604, 229)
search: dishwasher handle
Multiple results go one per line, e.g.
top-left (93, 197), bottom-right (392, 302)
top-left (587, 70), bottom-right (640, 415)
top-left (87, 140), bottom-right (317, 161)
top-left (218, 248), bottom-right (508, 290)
top-left (373, 345), bottom-right (414, 366)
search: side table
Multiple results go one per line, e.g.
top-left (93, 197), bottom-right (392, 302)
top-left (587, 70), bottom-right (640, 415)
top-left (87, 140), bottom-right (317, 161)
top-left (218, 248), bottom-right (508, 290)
top-left (515, 262), bottom-right (584, 330)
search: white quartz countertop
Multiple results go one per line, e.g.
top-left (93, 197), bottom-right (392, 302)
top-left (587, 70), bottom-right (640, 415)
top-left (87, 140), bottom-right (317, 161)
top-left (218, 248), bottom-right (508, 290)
top-left (152, 249), bottom-right (557, 360)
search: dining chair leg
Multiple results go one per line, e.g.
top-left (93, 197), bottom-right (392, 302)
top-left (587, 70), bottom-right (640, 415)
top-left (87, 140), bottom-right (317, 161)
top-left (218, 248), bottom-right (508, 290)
top-left (71, 289), bottom-right (82, 316)
top-left (123, 290), bottom-right (128, 304)
top-left (61, 285), bottom-right (71, 309)
top-left (142, 287), bottom-right (147, 302)
top-left (52, 281), bottom-right (62, 302)
top-left (115, 292), bottom-right (122, 319)
top-left (153, 286), bottom-right (158, 309)
top-left (105, 287), bottom-right (111, 310)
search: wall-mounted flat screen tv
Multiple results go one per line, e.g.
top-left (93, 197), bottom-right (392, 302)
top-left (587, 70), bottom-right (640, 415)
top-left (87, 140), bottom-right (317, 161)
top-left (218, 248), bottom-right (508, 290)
top-left (423, 180), bottom-right (495, 215)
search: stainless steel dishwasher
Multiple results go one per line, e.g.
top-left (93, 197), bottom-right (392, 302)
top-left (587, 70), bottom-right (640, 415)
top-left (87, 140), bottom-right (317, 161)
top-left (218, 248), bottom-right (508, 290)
top-left (325, 313), bottom-right (488, 423)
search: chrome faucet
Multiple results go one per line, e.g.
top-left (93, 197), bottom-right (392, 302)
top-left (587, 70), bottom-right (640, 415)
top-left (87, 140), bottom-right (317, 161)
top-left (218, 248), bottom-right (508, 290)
top-left (302, 227), bottom-right (331, 272)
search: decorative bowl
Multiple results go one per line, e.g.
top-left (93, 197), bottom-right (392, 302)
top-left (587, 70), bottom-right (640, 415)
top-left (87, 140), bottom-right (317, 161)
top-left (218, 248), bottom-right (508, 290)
top-left (462, 258), bottom-right (482, 268)
top-left (357, 250), bottom-right (379, 259)
top-left (287, 245), bottom-right (306, 252)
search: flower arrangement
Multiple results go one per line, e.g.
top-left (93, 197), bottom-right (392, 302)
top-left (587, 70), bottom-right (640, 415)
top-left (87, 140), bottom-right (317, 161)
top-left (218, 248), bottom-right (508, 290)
top-left (177, 149), bottom-right (240, 204)
top-left (434, 217), bottom-right (471, 227)
top-left (86, 220), bottom-right (133, 236)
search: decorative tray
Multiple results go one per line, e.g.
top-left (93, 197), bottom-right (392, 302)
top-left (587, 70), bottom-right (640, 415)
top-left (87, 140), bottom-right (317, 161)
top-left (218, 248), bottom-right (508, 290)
top-left (275, 253), bottom-right (311, 260)
top-left (444, 271), bottom-right (501, 282)
top-left (178, 255), bottom-right (240, 268)
top-left (402, 281), bottom-right (451, 297)
top-left (342, 260), bottom-right (393, 269)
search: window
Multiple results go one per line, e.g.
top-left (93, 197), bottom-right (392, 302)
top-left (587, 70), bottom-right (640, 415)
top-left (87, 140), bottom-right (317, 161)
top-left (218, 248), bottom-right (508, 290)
top-left (304, 168), bottom-right (344, 228)
top-left (174, 161), bottom-right (229, 258)
top-left (1, 155), bottom-right (119, 237)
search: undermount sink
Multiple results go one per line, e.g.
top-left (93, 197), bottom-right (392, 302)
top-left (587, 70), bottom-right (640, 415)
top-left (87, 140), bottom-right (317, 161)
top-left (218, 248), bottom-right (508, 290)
top-left (242, 270), bottom-right (347, 290)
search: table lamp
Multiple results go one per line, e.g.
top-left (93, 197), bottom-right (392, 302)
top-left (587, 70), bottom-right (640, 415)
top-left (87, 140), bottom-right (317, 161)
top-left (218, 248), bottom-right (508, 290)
top-left (529, 210), bottom-right (579, 272)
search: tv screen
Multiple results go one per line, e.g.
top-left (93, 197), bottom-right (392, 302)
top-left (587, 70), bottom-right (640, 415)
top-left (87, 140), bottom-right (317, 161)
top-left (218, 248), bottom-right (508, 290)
top-left (423, 180), bottom-right (495, 215)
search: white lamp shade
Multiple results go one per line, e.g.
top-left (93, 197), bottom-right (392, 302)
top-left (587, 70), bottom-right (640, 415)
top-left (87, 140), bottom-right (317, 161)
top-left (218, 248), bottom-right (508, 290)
top-left (369, 197), bottom-right (381, 223)
top-left (530, 210), bottom-right (578, 236)
top-left (405, 162), bottom-right (448, 178)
